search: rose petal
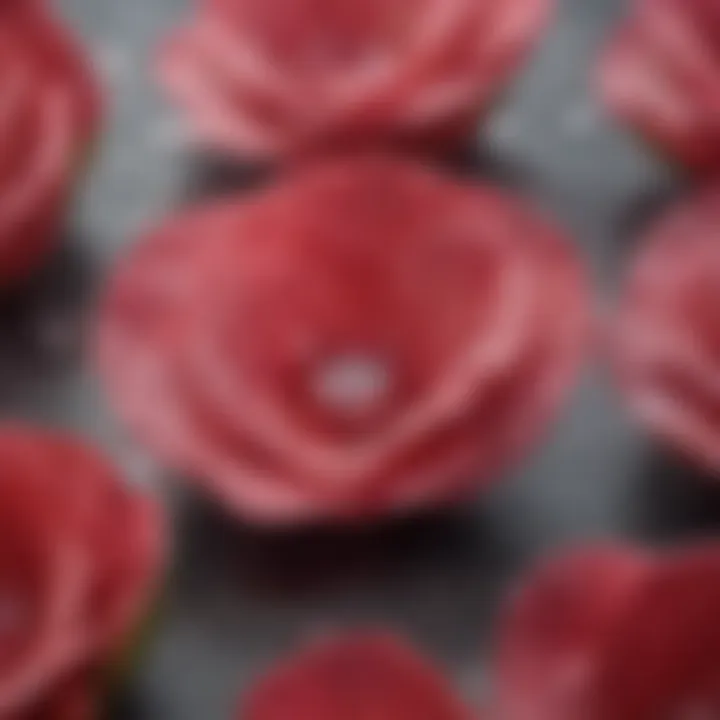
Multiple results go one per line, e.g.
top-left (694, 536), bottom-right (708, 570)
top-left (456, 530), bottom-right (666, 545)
top-left (494, 546), bottom-right (650, 720)
top-left (156, 0), bottom-right (552, 159)
top-left (0, 427), bottom-right (164, 716)
top-left (599, 0), bottom-right (720, 172)
top-left (0, 1), bottom-right (101, 284)
top-left (98, 156), bottom-right (588, 525)
top-left (613, 186), bottom-right (720, 471)
top-left (20, 672), bottom-right (95, 720)
top-left (240, 631), bottom-right (472, 720)
top-left (593, 544), bottom-right (720, 720)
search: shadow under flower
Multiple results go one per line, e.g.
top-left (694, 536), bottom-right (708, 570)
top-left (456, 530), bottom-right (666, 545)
top-left (179, 150), bottom-right (273, 205)
top-left (611, 174), bottom-right (687, 254)
top-left (0, 235), bottom-right (96, 387)
top-left (171, 486), bottom-right (512, 602)
top-left (444, 138), bottom-right (540, 191)
top-left (631, 445), bottom-right (720, 542)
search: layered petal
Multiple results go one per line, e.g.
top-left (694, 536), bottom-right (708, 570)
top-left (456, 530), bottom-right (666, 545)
top-left (613, 187), bottom-right (720, 470)
top-left (240, 631), bottom-right (471, 720)
top-left (0, 0), bottom-right (101, 283)
top-left (600, 0), bottom-right (720, 172)
top-left (0, 427), bottom-right (164, 716)
top-left (494, 543), bottom-right (720, 720)
top-left (98, 156), bottom-right (589, 525)
top-left (494, 546), bottom-right (650, 720)
top-left (592, 544), bottom-right (720, 720)
top-left (157, 0), bottom-right (552, 160)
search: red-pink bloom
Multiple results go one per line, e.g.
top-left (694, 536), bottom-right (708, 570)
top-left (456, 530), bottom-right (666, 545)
top-left (97, 156), bottom-right (588, 526)
top-left (0, 426), bottom-right (164, 718)
top-left (495, 546), bottom-right (652, 720)
top-left (495, 543), bottom-right (720, 720)
top-left (236, 544), bottom-right (720, 719)
top-left (591, 546), bottom-right (720, 720)
top-left (240, 631), bottom-right (472, 720)
top-left (156, 0), bottom-right (552, 160)
top-left (18, 672), bottom-right (95, 720)
top-left (600, 0), bottom-right (720, 172)
top-left (0, 0), bottom-right (101, 284)
top-left (613, 188), bottom-right (720, 471)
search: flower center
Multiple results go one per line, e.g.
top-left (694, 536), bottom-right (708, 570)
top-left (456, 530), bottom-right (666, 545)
top-left (313, 354), bottom-right (390, 418)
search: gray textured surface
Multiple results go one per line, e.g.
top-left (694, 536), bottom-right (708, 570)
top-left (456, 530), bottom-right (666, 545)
top-left (1, 0), bottom-right (717, 718)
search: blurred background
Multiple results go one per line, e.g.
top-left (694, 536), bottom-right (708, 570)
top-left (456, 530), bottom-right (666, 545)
top-left (1, 0), bottom-right (716, 717)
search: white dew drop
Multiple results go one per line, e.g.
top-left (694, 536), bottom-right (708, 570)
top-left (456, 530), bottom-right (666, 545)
top-left (313, 354), bottom-right (390, 417)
